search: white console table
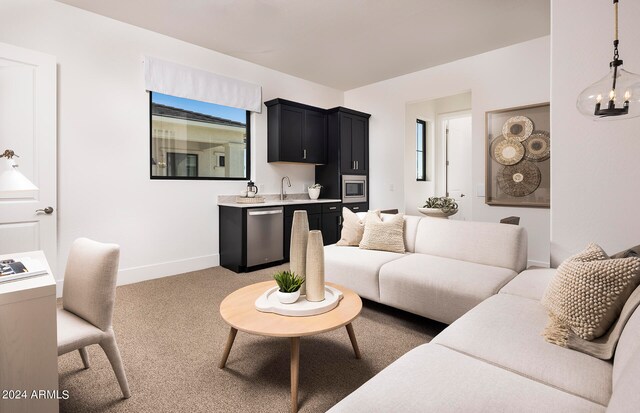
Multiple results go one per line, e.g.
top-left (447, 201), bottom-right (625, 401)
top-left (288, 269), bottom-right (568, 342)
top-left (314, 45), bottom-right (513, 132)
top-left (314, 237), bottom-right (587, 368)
top-left (0, 251), bottom-right (59, 413)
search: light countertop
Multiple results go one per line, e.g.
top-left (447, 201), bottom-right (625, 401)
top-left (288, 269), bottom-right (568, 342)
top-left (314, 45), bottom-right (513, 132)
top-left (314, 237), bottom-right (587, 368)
top-left (218, 198), bottom-right (342, 208)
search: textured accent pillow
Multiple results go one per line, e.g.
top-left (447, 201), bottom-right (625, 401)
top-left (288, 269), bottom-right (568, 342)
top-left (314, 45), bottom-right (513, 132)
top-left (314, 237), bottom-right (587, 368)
top-left (359, 213), bottom-right (405, 254)
top-left (336, 209), bottom-right (379, 246)
top-left (542, 243), bottom-right (640, 351)
top-left (611, 244), bottom-right (640, 259)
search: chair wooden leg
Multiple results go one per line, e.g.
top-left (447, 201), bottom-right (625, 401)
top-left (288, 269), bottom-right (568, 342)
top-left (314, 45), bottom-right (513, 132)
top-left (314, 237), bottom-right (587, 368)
top-left (78, 347), bottom-right (90, 369)
top-left (99, 333), bottom-right (131, 399)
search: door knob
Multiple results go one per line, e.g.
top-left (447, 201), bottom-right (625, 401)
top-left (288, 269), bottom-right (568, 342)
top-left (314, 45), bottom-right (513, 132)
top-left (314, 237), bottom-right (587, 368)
top-left (36, 207), bottom-right (54, 215)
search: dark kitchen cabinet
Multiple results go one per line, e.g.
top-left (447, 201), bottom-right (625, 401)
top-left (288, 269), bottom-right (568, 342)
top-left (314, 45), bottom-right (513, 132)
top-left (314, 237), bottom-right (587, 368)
top-left (265, 98), bottom-right (327, 164)
top-left (321, 202), bottom-right (342, 246)
top-left (339, 112), bottom-right (368, 175)
top-left (344, 202), bottom-right (368, 214)
top-left (316, 107), bottom-right (371, 201)
top-left (284, 204), bottom-right (322, 261)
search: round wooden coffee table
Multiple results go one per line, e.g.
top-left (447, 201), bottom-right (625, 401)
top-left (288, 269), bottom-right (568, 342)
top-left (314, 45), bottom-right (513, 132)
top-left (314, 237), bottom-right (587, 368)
top-left (219, 281), bottom-right (362, 413)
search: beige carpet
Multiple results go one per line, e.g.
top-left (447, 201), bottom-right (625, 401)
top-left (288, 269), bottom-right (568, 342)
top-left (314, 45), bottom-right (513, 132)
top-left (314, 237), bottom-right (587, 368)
top-left (58, 264), bottom-right (445, 413)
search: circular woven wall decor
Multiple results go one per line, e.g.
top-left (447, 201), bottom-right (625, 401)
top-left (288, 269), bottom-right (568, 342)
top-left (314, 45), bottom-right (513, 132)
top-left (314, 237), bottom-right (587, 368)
top-left (497, 161), bottom-right (541, 197)
top-left (502, 116), bottom-right (534, 141)
top-left (493, 136), bottom-right (525, 165)
top-left (524, 130), bottom-right (550, 162)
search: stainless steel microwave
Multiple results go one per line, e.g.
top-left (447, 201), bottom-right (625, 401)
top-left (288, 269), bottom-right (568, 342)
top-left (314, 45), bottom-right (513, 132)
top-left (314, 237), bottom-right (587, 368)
top-left (342, 175), bottom-right (367, 204)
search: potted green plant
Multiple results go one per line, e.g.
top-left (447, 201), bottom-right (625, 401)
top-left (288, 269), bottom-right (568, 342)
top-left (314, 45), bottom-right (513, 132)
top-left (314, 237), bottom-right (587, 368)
top-left (418, 196), bottom-right (459, 218)
top-left (308, 183), bottom-right (322, 200)
top-left (273, 271), bottom-right (304, 304)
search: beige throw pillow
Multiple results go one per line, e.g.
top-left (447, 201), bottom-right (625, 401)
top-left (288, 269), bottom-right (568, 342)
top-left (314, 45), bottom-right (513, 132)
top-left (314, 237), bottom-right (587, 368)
top-left (336, 209), bottom-right (379, 246)
top-left (542, 243), bottom-right (640, 357)
top-left (358, 213), bottom-right (405, 254)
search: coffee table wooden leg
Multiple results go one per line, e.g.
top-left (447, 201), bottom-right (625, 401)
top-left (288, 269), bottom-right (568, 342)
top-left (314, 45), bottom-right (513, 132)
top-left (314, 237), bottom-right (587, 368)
top-left (345, 323), bottom-right (361, 359)
top-left (219, 327), bottom-right (238, 369)
top-left (290, 336), bottom-right (300, 413)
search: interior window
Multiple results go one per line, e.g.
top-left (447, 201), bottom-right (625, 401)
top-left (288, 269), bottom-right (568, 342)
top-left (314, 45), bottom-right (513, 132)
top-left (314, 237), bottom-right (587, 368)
top-left (150, 92), bottom-right (250, 180)
top-left (416, 119), bottom-right (426, 181)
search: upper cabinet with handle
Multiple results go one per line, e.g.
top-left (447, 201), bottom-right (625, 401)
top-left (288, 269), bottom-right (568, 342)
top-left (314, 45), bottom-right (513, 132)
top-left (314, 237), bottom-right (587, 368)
top-left (265, 98), bottom-right (327, 164)
top-left (333, 108), bottom-right (369, 175)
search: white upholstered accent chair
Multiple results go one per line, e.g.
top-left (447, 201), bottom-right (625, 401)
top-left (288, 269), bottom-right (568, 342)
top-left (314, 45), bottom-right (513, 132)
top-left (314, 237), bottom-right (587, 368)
top-left (57, 238), bottom-right (131, 399)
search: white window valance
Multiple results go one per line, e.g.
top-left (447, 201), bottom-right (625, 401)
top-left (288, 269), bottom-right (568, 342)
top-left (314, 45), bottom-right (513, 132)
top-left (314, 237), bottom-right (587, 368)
top-left (144, 56), bottom-right (262, 113)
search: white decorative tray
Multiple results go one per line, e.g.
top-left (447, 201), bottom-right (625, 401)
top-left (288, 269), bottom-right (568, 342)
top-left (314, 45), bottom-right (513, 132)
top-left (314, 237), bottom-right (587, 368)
top-left (255, 285), bottom-right (343, 317)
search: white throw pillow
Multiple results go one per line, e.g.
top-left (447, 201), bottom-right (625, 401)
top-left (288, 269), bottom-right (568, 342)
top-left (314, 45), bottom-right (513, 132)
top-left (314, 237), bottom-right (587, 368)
top-left (336, 209), bottom-right (379, 246)
top-left (359, 213), bottom-right (405, 254)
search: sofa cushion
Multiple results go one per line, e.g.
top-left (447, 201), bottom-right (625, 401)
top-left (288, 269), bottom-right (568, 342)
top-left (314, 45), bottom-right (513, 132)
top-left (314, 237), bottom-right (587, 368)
top-left (327, 343), bottom-right (605, 413)
top-left (378, 254), bottom-right (517, 324)
top-left (323, 244), bottom-right (405, 301)
top-left (613, 297), bottom-right (640, 387)
top-left (381, 213), bottom-right (421, 253)
top-left (414, 216), bottom-right (528, 272)
top-left (432, 294), bottom-right (613, 406)
top-left (500, 268), bottom-right (556, 301)
top-left (607, 345), bottom-right (640, 413)
top-left (359, 213), bottom-right (405, 253)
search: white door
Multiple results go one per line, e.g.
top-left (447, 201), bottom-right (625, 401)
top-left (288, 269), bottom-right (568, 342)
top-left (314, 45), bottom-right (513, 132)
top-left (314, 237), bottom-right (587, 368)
top-left (445, 114), bottom-right (472, 221)
top-left (0, 43), bottom-right (57, 271)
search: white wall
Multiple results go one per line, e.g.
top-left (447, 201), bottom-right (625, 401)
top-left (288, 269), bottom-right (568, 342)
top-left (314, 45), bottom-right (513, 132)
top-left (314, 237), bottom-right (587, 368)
top-left (404, 92), bottom-right (472, 216)
top-left (550, 0), bottom-right (640, 265)
top-left (345, 36), bottom-right (551, 266)
top-left (0, 0), bottom-right (343, 290)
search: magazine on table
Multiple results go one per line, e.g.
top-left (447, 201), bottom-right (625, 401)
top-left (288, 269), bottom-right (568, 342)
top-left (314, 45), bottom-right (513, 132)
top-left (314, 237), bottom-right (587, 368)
top-left (0, 257), bottom-right (48, 283)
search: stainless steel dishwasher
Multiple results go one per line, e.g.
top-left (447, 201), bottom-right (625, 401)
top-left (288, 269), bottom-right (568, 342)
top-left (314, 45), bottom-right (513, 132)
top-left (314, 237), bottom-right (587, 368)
top-left (246, 207), bottom-right (284, 267)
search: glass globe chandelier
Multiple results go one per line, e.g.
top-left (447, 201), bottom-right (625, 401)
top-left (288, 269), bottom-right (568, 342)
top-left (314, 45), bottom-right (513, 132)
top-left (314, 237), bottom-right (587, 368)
top-left (576, 0), bottom-right (640, 120)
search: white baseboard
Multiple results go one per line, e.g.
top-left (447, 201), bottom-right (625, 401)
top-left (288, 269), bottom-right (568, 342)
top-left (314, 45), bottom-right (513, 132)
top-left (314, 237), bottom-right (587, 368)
top-left (55, 253), bottom-right (220, 297)
top-left (527, 259), bottom-right (551, 268)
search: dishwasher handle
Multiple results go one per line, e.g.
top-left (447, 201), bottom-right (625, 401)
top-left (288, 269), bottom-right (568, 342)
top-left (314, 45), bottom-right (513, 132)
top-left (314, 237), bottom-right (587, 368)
top-left (248, 209), bottom-right (283, 216)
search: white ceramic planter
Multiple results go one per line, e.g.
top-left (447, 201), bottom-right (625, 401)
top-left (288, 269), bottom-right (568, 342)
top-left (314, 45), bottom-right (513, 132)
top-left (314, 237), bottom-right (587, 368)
top-left (276, 289), bottom-right (300, 304)
top-left (308, 187), bottom-right (321, 200)
top-left (417, 207), bottom-right (458, 219)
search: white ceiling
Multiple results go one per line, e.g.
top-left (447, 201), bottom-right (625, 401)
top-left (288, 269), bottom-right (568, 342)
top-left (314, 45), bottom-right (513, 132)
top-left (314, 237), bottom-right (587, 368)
top-left (57, 0), bottom-right (550, 91)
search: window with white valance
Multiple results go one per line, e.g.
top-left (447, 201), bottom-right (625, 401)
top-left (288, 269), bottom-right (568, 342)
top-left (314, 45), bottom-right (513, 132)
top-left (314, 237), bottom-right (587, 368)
top-left (143, 56), bottom-right (262, 113)
top-left (145, 57), bottom-right (260, 180)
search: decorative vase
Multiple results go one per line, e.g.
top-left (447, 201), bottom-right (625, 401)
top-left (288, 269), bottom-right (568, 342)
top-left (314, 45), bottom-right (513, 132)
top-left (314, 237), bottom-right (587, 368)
top-left (305, 230), bottom-right (325, 302)
top-left (276, 289), bottom-right (300, 304)
top-left (308, 187), bottom-right (321, 200)
top-left (290, 211), bottom-right (309, 295)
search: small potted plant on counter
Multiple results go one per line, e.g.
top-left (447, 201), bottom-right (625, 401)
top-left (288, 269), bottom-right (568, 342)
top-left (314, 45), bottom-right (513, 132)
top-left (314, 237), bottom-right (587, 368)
top-left (273, 271), bottom-right (304, 304)
top-left (418, 196), bottom-right (459, 218)
top-left (308, 183), bottom-right (322, 200)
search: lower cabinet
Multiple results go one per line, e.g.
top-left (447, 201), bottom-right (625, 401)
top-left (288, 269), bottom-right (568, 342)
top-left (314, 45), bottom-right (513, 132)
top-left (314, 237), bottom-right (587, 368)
top-left (283, 202), bottom-right (343, 260)
top-left (344, 202), bottom-right (369, 213)
top-left (321, 203), bottom-right (342, 246)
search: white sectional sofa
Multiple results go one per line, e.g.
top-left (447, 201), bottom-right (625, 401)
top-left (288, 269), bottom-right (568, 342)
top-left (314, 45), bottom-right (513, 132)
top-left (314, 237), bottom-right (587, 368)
top-left (324, 214), bottom-right (528, 324)
top-left (328, 268), bottom-right (639, 412)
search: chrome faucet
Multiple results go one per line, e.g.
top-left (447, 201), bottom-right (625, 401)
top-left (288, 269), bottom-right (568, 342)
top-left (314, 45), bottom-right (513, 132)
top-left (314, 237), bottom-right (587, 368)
top-left (281, 176), bottom-right (291, 200)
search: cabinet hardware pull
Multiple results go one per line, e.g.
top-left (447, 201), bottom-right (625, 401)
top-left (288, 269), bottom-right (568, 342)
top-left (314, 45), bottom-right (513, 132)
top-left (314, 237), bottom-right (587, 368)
top-left (338, 216), bottom-right (342, 225)
top-left (353, 207), bottom-right (360, 210)
top-left (303, 149), bottom-right (307, 159)
top-left (356, 161), bottom-right (358, 170)
top-left (352, 161), bottom-right (355, 169)
top-left (329, 206), bottom-right (337, 210)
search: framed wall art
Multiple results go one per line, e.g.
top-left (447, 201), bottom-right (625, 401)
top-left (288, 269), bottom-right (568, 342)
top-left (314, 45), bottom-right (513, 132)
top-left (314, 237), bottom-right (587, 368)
top-left (485, 102), bottom-right (550, 208)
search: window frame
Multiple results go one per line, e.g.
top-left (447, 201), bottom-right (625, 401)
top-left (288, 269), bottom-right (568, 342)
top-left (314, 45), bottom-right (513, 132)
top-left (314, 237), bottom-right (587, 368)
top-left (416, 119), bottom-right (427, 181)
top-left (149, 92), bottom-right (251, 181)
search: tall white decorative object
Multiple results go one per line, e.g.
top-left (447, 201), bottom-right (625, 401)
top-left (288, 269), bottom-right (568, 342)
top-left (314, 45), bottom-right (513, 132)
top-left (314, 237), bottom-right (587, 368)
top-left (290, 211), bottom-right (309, 295)
top-left (305, 230), bottom-right (325, 302)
